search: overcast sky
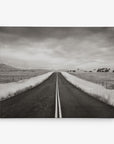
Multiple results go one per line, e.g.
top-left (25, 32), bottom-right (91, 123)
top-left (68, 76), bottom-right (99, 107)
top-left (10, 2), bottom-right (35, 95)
top-left (0, 27), bottom-right (114, 69)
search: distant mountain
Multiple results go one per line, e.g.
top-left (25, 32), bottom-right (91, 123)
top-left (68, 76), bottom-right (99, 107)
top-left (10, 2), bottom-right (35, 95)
top-left (67, 66), bottom-right (114, 73)
top-left (0, 63), bottom-right (51, 72)
top-left (78, 63), bottom-right (114, 72)
top-left (0, 63), bottom-right (18, 71)
top-left (79, 67), bottom-right (114, 72)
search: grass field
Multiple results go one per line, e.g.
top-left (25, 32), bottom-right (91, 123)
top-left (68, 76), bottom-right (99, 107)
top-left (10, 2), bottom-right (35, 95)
top-left (0, 70), bottom-right (50, 83)
top-left (69, 72), bottom-right (114, 89)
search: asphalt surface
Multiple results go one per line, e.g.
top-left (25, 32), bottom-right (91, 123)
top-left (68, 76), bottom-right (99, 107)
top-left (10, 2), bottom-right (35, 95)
top-left (58, 73), bottom-right (114, 118)
top-left (0, 72), bottom-right (114, 118)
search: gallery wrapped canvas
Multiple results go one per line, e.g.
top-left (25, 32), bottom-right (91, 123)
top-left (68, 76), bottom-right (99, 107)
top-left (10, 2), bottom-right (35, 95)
top-left (0, 27), bottom-right (114, 118)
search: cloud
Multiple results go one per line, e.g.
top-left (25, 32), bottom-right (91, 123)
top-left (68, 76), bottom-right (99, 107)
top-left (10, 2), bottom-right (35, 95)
top-left (0, 27), bottom-right (114, 69)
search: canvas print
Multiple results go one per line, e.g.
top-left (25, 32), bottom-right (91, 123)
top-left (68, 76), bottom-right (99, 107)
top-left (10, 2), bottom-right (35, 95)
top-left (0, 27), bottom-right (114, 118)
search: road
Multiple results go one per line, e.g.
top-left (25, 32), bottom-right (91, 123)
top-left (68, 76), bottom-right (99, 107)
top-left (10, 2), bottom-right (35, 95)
top-left (0, 72), bottom-right (114, 118)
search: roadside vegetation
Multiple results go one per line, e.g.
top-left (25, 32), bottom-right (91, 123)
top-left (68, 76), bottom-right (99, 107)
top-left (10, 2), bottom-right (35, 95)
top-left (61, 72), bottom-right (114, 107)
top-left (0, 63), bottom-right (50, 83)
top-left (0, 70), bottom-right (50, 83)
top-left (0, 72), bottom-right (53, 101)
top-left (67, 68), bottom-right (114, 89)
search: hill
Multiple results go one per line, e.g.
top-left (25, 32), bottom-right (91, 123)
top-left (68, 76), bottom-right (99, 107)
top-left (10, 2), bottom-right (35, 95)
top-left (0, 64), bottom-right (18, 71)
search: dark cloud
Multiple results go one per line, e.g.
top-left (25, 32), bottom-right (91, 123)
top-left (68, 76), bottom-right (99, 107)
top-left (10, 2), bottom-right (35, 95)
top-left (0, 27), bottom-right (113, 40)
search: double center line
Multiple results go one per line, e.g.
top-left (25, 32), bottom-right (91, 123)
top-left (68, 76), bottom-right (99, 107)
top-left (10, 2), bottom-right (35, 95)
top-left (55, 73), bottom-right (62, 118)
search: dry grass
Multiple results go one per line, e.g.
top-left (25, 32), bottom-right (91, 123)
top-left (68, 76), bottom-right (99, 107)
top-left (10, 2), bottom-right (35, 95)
top-left (0, 72), bottom-right (53, 100)
top-left (0, 70), bottom-right (50, 83)
top-left (62, 72), bottom-right (114, 106)
top-left (69, 72), bottom-right (114, 89)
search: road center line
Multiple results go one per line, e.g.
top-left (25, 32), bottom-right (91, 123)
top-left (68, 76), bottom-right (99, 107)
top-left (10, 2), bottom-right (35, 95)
top-left (55, 75), bottom-right (58, 118)
top-left (57, 84), bottom-right (62, 118)
top-left (55, 73), bottom-right (62, 118)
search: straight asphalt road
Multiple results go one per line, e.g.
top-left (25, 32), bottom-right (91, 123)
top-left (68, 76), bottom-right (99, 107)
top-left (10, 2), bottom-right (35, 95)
top-left (0, 72), bottom-right (114, 118)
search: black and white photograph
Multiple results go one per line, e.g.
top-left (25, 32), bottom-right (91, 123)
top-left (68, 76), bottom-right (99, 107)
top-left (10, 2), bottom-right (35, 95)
top-left (0, 27), bottom-right (114, 118)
